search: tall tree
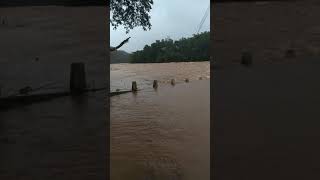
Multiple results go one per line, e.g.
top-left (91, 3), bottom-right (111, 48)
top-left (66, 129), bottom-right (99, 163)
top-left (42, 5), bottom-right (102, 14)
top-left (110, 0), bottom-right (153, 51)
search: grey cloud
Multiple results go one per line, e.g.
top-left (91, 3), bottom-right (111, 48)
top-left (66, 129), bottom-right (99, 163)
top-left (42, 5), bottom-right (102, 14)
top-left (110, 0), bottom-right (210, 53)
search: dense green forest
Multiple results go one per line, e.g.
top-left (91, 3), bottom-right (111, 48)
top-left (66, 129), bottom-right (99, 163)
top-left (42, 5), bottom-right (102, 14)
top-left (130, 31), bottom-right (210, 63)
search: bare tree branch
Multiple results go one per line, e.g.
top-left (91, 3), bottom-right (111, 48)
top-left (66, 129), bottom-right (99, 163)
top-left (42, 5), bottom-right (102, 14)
top-left (110, 37), bottom-right (131, 52)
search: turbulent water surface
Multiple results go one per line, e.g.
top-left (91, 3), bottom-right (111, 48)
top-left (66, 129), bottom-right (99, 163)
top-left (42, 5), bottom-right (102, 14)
top-left (110, 62), bottom-right (210, 180)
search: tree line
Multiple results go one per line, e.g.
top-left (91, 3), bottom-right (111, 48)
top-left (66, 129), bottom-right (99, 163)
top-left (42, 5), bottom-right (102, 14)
top-left (130, 31), bottom-right (210, 63)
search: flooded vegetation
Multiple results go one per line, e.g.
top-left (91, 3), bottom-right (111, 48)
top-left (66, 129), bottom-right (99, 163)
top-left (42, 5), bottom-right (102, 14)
top-left (111, 61), bottom-right (210, 180)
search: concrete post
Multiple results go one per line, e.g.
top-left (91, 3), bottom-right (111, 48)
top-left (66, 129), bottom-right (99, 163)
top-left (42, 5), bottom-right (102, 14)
top-left (171, 79), bottom-right (175, 86)
top-left (132, 81), bottom-right (138, 92)
top-left (153, 80), bottom-right (158, 89)
top-left (70, 62), bottom-right (87, 94)
top-left (241, 51), bottom-right (253, 66)
top-left (285, 49), bottom-right (296, 58)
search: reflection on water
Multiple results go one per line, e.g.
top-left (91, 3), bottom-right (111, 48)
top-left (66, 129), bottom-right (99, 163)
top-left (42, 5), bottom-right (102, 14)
top-left (111, 62), bottom-right (210, 180)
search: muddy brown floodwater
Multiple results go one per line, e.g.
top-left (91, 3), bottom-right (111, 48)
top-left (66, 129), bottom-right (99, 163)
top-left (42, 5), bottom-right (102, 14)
top-left (110, 62), bottom-right (210, 180)
top-left (0, 6), bottom-right (108, 179)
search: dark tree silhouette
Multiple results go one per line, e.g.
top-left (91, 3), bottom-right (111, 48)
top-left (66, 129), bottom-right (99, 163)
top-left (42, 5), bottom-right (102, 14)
top-left (110, 37), bottom-right (131, 51)
top-left (110, 0), bottom-right (153, 32)
top-left (110, 0), bottom-right (153, 51)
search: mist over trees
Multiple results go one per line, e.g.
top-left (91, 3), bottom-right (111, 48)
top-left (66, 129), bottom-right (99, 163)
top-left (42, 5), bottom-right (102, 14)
top-left (130, 31), bottom-right (210, 63)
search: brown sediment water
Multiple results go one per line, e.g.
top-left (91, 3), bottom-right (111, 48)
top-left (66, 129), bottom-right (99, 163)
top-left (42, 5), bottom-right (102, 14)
top-left (111, 62), bottom-right (210, 180)
top-left (0, 92), bottom-right (107, 179)
top-left (0, 6), bottom-right (107, 179)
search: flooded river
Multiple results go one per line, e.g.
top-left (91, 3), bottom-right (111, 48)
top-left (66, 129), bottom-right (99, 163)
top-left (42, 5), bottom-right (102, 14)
top-left (110, 62), bottom-right (210, 180)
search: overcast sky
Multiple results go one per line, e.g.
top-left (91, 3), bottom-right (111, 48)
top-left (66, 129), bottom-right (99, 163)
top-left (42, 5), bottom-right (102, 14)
top-left (110, 0), bottom-right (210, 53)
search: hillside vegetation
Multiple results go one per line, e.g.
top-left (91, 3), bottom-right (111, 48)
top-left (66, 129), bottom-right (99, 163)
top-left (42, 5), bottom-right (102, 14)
top-left (130, 31), bottom-right (210, 63)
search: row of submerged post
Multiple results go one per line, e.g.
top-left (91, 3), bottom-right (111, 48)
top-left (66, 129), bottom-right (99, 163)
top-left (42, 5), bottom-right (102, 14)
top-left (240, 48), bottom-right (297, 67)
top-left (0, 62), bottom-right (107, 110)
top-left (1, 61), bottom-right (203, 99)
top-left (0, 62), bottom-right (84, 98)
top-left (130, 77), bottom-right (203, 92)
